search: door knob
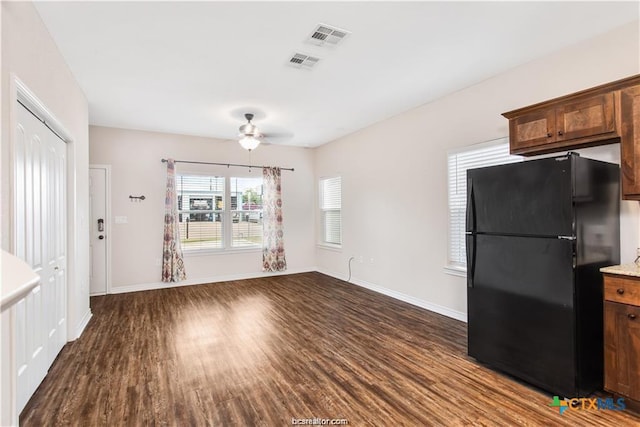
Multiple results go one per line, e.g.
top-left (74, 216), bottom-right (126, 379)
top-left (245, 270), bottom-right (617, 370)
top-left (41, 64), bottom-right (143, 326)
top-left (99, 235), bottom-right (105, 240)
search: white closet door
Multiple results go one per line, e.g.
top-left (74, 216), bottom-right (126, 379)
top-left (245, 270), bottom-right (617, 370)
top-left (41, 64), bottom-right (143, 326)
top-left (14, 102), bottom-right (67, 412)
top-left (47, 125), bottom-right (67, 365)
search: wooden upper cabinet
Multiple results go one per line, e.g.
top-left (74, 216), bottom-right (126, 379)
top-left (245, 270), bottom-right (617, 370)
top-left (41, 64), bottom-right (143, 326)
top-left (620, 84), bottom-right (640, 200)
top-left (509, 93), bottom-right (616, 153)
top-left (510, 109), bottom-right (555, 151)
top-left (503, 74), bottom-right (640, 199)
top-left (556, 92), bottom-right (615, 142)
top-left (505, 91), bottom-right (620, 155)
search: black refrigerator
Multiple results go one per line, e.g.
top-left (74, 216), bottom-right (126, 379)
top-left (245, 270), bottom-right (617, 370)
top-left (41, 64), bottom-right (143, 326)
top-left (466, 153), bottom-right (620, 397)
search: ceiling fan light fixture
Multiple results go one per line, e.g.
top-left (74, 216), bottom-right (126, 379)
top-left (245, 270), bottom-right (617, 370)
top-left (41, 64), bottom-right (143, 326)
top-left (239, 135), bottom-right (260, 151)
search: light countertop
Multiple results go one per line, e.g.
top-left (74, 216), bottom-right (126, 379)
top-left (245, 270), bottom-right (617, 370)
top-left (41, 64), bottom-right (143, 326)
top-left (1, 250), bottom-right (40, 311)
top-left (600, 263), bottom-right (640, 278)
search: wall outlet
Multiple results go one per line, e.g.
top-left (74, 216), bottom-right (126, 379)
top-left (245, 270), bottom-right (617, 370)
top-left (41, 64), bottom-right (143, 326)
top-left (358, 256), bottom-right (364, 264)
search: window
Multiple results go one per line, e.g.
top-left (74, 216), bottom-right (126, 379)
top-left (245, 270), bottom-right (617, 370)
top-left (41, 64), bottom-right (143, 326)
top-left (319, 176), bottom-right (342, 246)
top-left (447, 138), bottom-right (522, 271)
top-left (177, 174), bottom-right (263, 252)
top-left (230, 177), bottom-right (263, 248)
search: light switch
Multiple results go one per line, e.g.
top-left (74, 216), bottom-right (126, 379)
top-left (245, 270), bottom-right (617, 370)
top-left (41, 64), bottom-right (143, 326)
top-left (114, 216), bottom-right (128, 224)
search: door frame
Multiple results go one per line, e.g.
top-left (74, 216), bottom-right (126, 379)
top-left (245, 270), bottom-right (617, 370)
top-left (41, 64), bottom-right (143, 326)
top-left (6, 75), bottom-right (77, 426)
top-left (8, 75), bottom-right (75, 329)
top-left (89, 164), bottom-right (112, 295)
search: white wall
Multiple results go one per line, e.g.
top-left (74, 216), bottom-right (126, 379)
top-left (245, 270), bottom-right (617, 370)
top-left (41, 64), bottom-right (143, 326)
top-left (89, 126), bottom-right (316, 292)
top-left (1, 2), bottom-right (90, 338)
top-left (314, 21), bottom-right (640, 321)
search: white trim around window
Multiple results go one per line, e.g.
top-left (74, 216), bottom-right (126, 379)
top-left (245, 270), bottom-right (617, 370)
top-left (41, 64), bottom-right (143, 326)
top-left (445, 137), bottom-right (522, 275)
top-left (176, 173), bottom-right (264, 254)
top-left (318, 176), bottom-right (342, 248)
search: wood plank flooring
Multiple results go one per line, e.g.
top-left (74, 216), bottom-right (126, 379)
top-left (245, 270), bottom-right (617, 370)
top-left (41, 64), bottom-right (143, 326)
top-left (20, 272), bottom-right (640, 426)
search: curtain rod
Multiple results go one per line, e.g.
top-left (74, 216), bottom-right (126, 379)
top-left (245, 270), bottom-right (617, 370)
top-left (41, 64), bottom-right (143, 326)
top-left (161, 159), bottom-right (294, 172)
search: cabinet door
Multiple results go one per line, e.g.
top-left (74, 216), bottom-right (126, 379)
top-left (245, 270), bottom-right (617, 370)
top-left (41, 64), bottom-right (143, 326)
top-left (509, 109), bottom-right (556, 152)
top-left (604, 301), bottom-right (640, 400)
top-left (621, 85), bottom-right (640, 200)
top-left (556, 93), bottom-right (615, 142)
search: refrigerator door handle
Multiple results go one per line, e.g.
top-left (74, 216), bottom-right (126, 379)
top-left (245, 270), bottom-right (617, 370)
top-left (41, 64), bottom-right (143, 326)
top-left (466, 234), bottom-right (476, 288)
top-left (466, 178), bottom-right (476, 232)
top-left (558, 235), bottom-right (576, 241)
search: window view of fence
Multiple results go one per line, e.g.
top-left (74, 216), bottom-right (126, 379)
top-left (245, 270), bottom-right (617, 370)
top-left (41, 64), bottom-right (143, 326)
top-left (177, 175), bottom-right (263, 251)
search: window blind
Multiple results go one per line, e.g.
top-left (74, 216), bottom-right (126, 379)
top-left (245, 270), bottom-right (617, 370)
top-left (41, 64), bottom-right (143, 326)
top-left (320, 177), bottom-right (342, 245)
top-left (447, 139), bottom-right (522, 268)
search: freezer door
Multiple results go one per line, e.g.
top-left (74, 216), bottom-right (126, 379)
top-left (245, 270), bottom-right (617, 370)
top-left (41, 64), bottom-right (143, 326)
top-left (467, 234), bottom-right (578, 396)
top-left (466, 157), bottom-right (573, 236)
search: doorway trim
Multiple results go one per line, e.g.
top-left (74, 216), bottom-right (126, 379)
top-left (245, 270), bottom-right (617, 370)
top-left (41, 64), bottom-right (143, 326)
top-left (89, 164), bottom-right (112, 295)
top-left (8, 74), bottom-right (84, 340)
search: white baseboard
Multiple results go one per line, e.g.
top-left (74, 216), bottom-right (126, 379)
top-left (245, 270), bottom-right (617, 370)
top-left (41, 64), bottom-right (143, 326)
top-left (73, 309), bottom-right (93, 340)
top-left (317, 268), bottom-right (468, 323)
top-left (106, 267), bottom-right (467, 323)
top-left (109, 267), bottom-right (317, 295)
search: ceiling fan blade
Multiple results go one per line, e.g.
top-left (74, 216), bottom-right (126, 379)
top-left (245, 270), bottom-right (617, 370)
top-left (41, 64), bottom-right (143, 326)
top-left (260, 131), bottom-right (294, 144)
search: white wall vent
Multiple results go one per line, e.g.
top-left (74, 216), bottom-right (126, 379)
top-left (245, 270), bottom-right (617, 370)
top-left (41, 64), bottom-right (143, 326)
top-left (307, 23), bottom-right (350, 47)
top-left (287, 53), bottom-right (320, 69)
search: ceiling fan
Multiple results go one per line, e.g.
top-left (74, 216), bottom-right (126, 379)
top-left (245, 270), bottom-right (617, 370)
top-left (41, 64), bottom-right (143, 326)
top-left (238, 113), bottom-right (263, 151)
top-left (236, 112), bottom-right (294, 150)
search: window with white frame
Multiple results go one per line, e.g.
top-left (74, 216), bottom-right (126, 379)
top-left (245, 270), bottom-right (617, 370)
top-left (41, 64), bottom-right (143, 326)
top-left (177, 174), bottom-right (263, 252)
top-left (447, 138), bottom-right (522, 270)
top-left (319, 176), bottom-right (342, 246)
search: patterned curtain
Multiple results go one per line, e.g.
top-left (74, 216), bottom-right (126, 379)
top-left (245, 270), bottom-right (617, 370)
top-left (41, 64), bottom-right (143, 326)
top-left (162, 159), bottom-right (187, 282)
top-left (262, 167), bottom-right (287, 272)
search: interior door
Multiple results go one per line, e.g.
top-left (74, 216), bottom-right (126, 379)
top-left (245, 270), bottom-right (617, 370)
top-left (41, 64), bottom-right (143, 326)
top-left (14, 102), bottom-right (67, 411)
top-left (47, 127), bottom-right (67, 366)
top-left (89, 167), bottom-right (108, 295)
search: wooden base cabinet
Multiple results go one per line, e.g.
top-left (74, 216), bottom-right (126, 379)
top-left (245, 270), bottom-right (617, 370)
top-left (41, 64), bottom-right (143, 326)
top-left (604, 273), bottom-right (640, 401)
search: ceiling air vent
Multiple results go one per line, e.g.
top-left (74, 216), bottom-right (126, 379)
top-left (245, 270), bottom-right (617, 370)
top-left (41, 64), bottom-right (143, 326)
top-left (307, 23), bottom-right (350, 47)
top-left (287, 53), bottom-right (320, 69)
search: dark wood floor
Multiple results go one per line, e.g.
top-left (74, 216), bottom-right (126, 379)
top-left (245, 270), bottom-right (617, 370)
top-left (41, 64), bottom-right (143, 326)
top-left (20, 272), bottom-right (640, 426)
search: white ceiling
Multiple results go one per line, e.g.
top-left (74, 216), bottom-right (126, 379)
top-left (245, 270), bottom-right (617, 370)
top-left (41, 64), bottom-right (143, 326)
top-left (34, 1), bottom-right (639, 148)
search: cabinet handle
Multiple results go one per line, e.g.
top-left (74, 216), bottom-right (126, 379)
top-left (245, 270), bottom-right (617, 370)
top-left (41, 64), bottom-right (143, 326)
top-left (558, 130), bottom-right (564, 136)
top-left (617, 288), bottom-right (625, 295)
top-left (546, 132), bottom-right (552, 138)
top-left (629, 314), bottom-right (637, 320)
